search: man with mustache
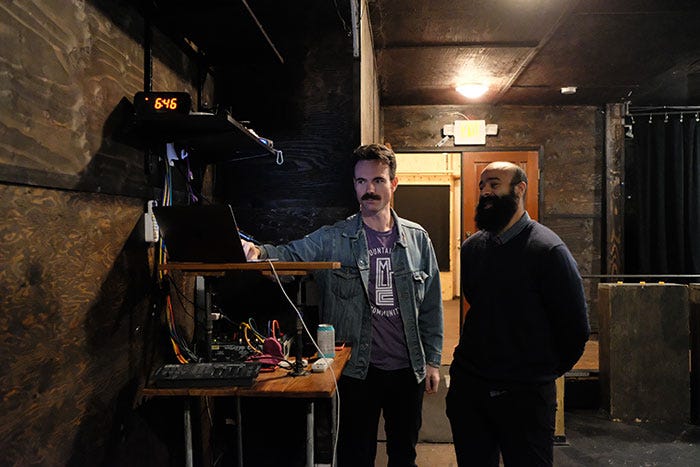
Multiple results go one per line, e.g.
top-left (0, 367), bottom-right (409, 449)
top-left (241, 143), bottom-right (443, 467)
top-left (447, 161), bottom-right (590, 466)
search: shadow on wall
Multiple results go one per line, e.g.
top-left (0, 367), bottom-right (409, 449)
top-left (65, 223), bottom-right (179, 466)
top-left (74, 97), bottom-right (160, 198)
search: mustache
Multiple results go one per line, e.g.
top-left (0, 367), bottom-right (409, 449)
top-left (361, 193), bottom-right (381, 200)
top-left (477, 195), bottom-right (496, 209)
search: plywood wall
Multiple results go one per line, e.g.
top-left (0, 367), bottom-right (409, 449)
top-left (0, 185), bottom-right (155, 465)
top-left (0, 0), bottom-right (208, 196)
top-left (0, 1), bottom-right (209, 464)
top-left (214, 3), bottom-right (358, 244)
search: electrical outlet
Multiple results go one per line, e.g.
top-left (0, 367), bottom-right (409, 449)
top-left (144, 200), bottom-right (159, 242)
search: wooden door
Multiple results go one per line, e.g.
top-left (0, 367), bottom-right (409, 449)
top-left (460, 151), bottom-right (540, 325)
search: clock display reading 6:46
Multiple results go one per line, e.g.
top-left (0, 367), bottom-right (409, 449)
top-left (154, 97), bottom-right (179, 110)
top-left (134, 91), bottom-right (191, 116)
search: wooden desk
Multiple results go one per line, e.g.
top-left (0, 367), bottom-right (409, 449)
top-left (142, 347), bottom-right (350, 398)
top-left (158, 260), bottom-right (340, 276)
top-left (148, 261), bottom-right (343, 467)
top-left (142, 349), bottom-right (350, 467)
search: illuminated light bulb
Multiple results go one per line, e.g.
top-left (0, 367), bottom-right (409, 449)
top-left (456, 84), bottom-right (488, 98)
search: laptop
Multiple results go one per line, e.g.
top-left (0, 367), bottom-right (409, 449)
top-left (152, 204), bottom-right (249, 263)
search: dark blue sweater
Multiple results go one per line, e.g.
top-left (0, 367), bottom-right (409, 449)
top-left (452, 218), bottom-right (590, 386)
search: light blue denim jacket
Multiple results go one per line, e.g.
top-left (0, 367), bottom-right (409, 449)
top-left (258, 210), bottom-right (443, 382)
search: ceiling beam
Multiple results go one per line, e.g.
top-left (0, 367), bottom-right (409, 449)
top-left (380, 41), bottom-right (540, 50)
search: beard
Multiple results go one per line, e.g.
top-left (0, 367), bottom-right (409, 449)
top-left (475, 188), bottom-right (519, 233)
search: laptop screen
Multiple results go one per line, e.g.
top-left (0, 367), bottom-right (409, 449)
top-left (152, 204), bottom-right (248, 263)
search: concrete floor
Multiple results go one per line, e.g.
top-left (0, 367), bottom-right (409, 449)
top-left (373, 300), bottom-right (700, 466)
top-left (376, 409), bottom-right (700, 466)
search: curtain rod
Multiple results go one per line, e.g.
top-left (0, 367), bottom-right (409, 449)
top-left (626, 105), bottom-right (700, 117)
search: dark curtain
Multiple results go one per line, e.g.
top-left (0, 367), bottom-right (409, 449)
top-left (624, 113), bottom-right (700, 276)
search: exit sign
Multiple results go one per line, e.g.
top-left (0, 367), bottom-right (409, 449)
top-left (454, 119), bottom-right (486, 145)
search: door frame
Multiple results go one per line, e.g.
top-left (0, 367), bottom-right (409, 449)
top-left (460, 148), bottom-right (542, 328)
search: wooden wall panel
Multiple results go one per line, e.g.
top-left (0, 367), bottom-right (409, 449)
top-left (0, 0), bottom-right (353, 464)
top-left (215, 1), bottom-right (358, 241)
top-left (599, 284), bottom-right (689, 422)
top-left (0, 185), bottom-right (159, 465)
top-left (0, 0), bottom-right (208, 197)
top-left (605, 103), bottom-right (625, 275)
top-left (0, 1), bottom-right (210, 465)
top-left (383, 105), bottom-right (602, 215)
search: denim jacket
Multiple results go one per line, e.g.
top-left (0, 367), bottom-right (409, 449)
top-left (258, 210), bottom-right (443, 382)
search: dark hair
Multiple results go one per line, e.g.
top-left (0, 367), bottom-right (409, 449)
top-left (353, 143), bottom-right (397, 180)
top-left (510, 165), bottom-right (528, 186)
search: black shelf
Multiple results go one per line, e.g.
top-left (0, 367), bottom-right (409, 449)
top-left (133, 111), bottom-right (279, 163)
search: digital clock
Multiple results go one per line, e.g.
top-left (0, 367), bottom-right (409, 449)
top-left (134, 91), bottom-right (192, 116)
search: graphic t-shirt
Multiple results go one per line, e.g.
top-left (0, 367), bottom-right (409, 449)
top-left (364, 223), bottom-right (410, 370)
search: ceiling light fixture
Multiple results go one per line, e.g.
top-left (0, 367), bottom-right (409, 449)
top-left (561, 86), bottom-right (577, 94)
top-left (456, 84), bottom-right (488, 98)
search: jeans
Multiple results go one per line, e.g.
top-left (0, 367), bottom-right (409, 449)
top-left (446, 372), bottom-right (556, 467)
top-left (337, 366), bottom-right (425, 467)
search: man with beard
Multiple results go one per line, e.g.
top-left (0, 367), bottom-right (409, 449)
top-left (447, 161), bottom-right (590, 466)
top-left (241, 143), bottom-right (443, 467)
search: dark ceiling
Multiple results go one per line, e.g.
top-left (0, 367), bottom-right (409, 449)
top-left (368, 0), bottom-right (700, 106)
top-left (139, 0), bottom-right (700, 108)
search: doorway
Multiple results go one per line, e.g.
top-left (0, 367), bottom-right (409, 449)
top-left (393, 152), bottom-right (461, 300)
top-left (392, 149), bottom-right (540, 329)
top-left (461, 150), bottom-right (540, 324)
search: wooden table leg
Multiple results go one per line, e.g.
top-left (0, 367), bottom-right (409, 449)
top-left (184, 399), bottom-right (194, 467)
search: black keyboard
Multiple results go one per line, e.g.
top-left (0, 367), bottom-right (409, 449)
top-left (153, 362), bottom-right (261, 388)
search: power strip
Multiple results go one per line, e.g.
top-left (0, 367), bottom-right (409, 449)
top-left (312, 358), bottom-right (333, 373)
top-left (144, 200), bottom-right (159, 242)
